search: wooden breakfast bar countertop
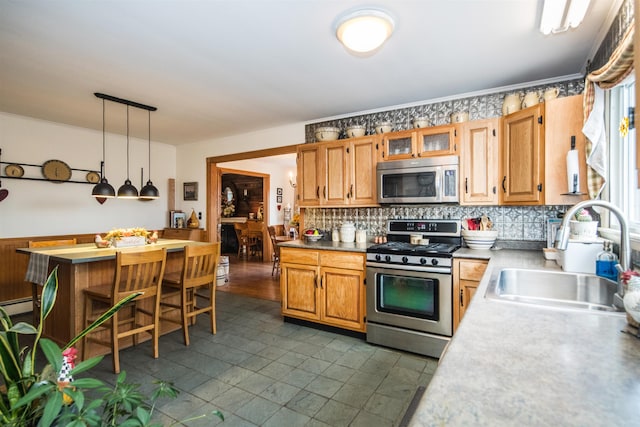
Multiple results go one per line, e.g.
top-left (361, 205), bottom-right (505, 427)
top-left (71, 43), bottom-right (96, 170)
top-left (17, 239), bottom-right (207, 355)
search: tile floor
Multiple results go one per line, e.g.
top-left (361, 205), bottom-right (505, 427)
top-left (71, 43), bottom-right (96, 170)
top-left (85, 291), bottom-right (438, 426)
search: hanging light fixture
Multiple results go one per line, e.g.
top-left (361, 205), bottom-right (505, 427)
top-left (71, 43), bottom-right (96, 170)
top-left (92, 98), bottom-right (116, 198)
top-left (139, 109), bottom-right (159, 199)
top-left (117, 105), bottom-right (139, 198)
top-left (335, 8), bottom-right (394, 54)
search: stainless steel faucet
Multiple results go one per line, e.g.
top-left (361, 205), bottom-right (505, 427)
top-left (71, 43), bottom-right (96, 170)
top-left (556, 199), bottom-right (631, 307)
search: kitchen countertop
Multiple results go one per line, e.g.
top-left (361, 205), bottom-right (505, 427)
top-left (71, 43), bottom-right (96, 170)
top-left (409, 249), bottom-right (640, 426)
top-left (277, 239), bottom-right (369, 253)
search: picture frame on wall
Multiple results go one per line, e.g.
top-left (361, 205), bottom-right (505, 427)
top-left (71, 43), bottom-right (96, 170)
top-left (276, 187), bottom-right (283, 196)
top-left (183, 182), bottom-right (198, 201)
top-left (276, 195), bottom-right (282, 203)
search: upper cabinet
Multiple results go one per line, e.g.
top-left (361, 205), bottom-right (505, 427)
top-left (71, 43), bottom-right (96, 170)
top-left (297, 135), bottom-right (379, 208)
top-left (500, 94), bottom-right (587, 205)
top-left (380, 124), bottom-right (458, 161)
top-left (459, 118), bottom-right (500, 205)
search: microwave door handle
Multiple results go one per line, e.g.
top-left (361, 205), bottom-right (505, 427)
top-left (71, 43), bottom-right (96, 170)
top-left (435, 167), bottom-right (442, 202)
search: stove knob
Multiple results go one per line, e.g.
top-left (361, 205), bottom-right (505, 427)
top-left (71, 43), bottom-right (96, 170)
top-left (375, 254), bottom-right (382, 262)
top-left (431, 258), bottom-right (439, 266)
top-left (385, 255), bottom-right (391, 262)
top-left (420, 258), bottom-right (427, 265)
top-left (402, 256), bottom-right (409, 264)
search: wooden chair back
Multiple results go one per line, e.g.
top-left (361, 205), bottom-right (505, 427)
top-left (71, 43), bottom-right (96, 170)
top-left (29, 238), bottom-right (77, 248)
top-left (180, 243), bottom-right (220, 291)
top-left (267, 226), bottom-right (280, 256)
top-left (112, 248), bottom-right (167, 303)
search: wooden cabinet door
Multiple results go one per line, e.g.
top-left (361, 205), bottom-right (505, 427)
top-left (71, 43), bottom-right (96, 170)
top-left (297, 144), bottom-right (322, 207)
top-left (321, 267), bottom-right (366, 331)
top-left (322, 141), bottom-right (349, 206)
top-left (281, 263), bottom-right (320, 321)
top-left (348, 136), bottom-right (378, 206)
top-left (460, 118), bottom-right (500, 205)
top-left (416, 124), bottom-right (457, 157)
top-left (382, 129), bottom-right (416, 160)
top-left (501, 104), bottom-right (544, 205)
top-left (453, 258), bottom-right (488, 332)
top-left (543, 95), bottom-right (588, 205)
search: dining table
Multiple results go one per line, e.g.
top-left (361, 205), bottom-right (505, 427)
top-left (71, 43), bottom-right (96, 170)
top-left (17, 239), bottom-right (209, 357)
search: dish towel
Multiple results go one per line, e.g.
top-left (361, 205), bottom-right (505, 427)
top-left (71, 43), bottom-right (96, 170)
top-left (582, 84), bottom-right (607, 198)
top-left (25, 253), bottom-right (50, 286)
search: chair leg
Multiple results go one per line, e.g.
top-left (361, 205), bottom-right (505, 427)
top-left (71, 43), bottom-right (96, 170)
top-left (210, 283), bottom-right (217, 335)
top-left (111, 312), bottom-right (120, 374)
top-left (81, 295), bottom-right (90, 362)
top-left (182, 287), bottom-right (190, 346)
top-left (152, 302), bottom-right (159, 360)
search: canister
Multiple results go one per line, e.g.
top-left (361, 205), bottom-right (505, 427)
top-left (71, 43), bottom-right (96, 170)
top-left (340, 222), bottom-right (356, 243)
top-left (356, 230), bottom-right (367, 243)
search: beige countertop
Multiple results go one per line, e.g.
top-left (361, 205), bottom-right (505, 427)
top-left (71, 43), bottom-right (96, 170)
top-left (277, 239), bottom-right (369, 253)
top-left (409, 249), bottom-right (640, 426)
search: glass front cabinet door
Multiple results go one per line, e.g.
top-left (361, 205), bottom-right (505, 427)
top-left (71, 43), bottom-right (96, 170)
top-left (416, 125), bottom-right (458, 157)
top-left (382, 129), bottom-right (416, 160)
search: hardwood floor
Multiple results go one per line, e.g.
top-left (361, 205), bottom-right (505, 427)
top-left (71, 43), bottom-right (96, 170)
top-left (216, 253), bottom-right (281, 302)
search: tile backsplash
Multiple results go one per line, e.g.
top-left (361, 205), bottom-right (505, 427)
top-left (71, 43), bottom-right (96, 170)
top-left (303, 205), bottom-right (568, 243)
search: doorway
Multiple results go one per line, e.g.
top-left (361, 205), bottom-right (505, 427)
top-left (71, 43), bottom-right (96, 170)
top-left (206, 145), bottom-right (298, 301)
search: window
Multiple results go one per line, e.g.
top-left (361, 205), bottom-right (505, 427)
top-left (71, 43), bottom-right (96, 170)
top-left (607, 75), bottom-right (638, 233)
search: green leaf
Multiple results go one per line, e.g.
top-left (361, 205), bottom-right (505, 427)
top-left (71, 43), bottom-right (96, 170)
top-left (70, 356), bottom-right (103, 375)
top-left (39, 390), bottom-right (63, 427)
top-left (135, 406), bottom-right (151, 424)
top-left (12, 382), bottom-right (54, 409)
top-left (9, 322), bottom-right (38, 334)
top-left (39, 266), bottom-right (59, 323)
top-left (39, 339), bottom-right (63, 373)
top-left (65, 292), bottom-right (142, 350)
top-left (70, 378), bottom-right (104, 389)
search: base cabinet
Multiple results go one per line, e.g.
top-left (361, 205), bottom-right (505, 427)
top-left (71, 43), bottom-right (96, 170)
top-left (453, 258), bottom-right (488, 332)
top-left (280, 247), bottom-right (366, 332)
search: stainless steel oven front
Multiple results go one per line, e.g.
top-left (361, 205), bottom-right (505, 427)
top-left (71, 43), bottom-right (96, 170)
top-left (366, 263), bottom-right (453, 358)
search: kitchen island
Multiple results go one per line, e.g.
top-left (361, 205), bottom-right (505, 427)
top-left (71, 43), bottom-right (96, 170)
top-left (410, 249), bottom-right (640, 426)
top-left (18, 239), bottom-right (209, 355)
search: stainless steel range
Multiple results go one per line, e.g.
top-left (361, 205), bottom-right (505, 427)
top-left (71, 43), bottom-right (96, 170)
top-left (366, 219), bottom-right (461, 358)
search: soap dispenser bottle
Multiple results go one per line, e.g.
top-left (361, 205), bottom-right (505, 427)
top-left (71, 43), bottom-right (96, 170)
top-left (596, 240), bottom-right (618, 281)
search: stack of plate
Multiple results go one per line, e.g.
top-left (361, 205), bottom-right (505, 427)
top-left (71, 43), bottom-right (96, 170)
top-left (461, 230), bottom-right (498, 250)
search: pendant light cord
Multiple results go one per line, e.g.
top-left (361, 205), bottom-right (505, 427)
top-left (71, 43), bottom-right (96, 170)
top-left (102, 99), bottom-right (106, 177)
top-left (126, 105), bottom-right (130, 180)
top-left (147, 110), bottom-right (151, 180)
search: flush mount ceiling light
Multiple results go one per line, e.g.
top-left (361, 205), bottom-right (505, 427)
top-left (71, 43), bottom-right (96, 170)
top-left (335, 9), bottom-right (394, 54)
top-left (540, 0), bottom-right (590, 35)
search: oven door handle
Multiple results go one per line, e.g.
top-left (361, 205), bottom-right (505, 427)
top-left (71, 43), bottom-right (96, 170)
top-left (366, 262), bottom-right (451, 274)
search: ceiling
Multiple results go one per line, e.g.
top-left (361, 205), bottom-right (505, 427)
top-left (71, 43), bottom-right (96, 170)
top-left (0, 0), bottom-right (618, 146)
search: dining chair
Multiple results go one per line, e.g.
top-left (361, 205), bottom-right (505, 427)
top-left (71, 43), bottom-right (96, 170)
top-left (246, 221), bottom-right (264, 260)
top-left (81, 248), bottom-right (167, 374)
top-left (160, 243), bottom-right (220, 346)
top-left (27, 238), bottom-right (77, 326)
top-left (267, 226), bottom-right (281, 276)
top-left (233, 223), bottom-right (250, 259)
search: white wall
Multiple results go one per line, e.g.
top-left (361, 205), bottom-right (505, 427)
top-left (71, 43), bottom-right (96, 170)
top-left (0, 112), bottom-right (176, 238)
top-left (174, 123), bottom-right (304, 226)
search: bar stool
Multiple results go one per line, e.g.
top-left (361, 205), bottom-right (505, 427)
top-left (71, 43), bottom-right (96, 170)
top-left (160, 243), bottom-right (220, 346)
top-left (27, 238), bottom-right (77, 326)
top-left (81, 248), bottom-right (167, 374)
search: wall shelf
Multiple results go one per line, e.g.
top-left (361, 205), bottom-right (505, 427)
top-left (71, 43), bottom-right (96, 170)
top-left (0, 160), bottom-right (100, 185)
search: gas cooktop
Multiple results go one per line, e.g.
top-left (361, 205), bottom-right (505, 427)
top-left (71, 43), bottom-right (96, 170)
top-left (367, 241), bottom-right (459, 256)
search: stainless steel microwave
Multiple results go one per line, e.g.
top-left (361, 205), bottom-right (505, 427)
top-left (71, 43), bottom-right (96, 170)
top-left (376, 156), bottom-right (459, 204)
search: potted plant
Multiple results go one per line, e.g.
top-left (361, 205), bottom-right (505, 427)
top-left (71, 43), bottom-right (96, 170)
top-left (0, 266), bottom-right (223, 426)
top-left (569, 208), bottom-right (598, 239)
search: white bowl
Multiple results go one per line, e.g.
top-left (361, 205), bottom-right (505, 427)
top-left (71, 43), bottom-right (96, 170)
top-left (374, 122), bottom-right (393, 134)
top-left (412, 116), bottom-right (430, 128)
top-left (462, 230), bottom-right (498, 250)
top-left (315, 126), bottom-right (340, 141)
top-left (345, 125), bottom-right (366, 138)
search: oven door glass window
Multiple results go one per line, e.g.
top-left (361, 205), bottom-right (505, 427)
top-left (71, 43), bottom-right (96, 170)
top-left (381, 170), bottom-right (437, 199)
top-left (376, 273), bottom-right (439, 321)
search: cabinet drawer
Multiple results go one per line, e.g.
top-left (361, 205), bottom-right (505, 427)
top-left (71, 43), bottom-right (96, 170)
top-left (458, 260), bottom-right (488, 281)
top-left (319, 251), bottom-right (364, 271)
top-left (281, 247), bottom-right (319, 265)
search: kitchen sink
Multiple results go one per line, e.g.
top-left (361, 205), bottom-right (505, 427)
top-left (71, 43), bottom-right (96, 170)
top-left (485, 268), bottom-right (625, 314)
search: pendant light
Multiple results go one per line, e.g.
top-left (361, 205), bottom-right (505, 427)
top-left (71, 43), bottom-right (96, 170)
top-left (117, 105), bottom-right (139, 198)
top-left (139, 109), bottom-right (159, 199)
top-left (92, 98), bottom-right (116, 198)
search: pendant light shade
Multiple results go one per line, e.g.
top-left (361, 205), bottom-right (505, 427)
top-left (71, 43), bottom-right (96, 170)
top-left (117, 106), bottom-right (139, 198)
top-left (92, 98), bottom-right (116, 198)
top-left (139, 110), bottom-right (159, 199)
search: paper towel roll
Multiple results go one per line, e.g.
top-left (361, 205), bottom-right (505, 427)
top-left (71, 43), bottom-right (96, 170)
top-left (566, 150), bottom-right (579, 193)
